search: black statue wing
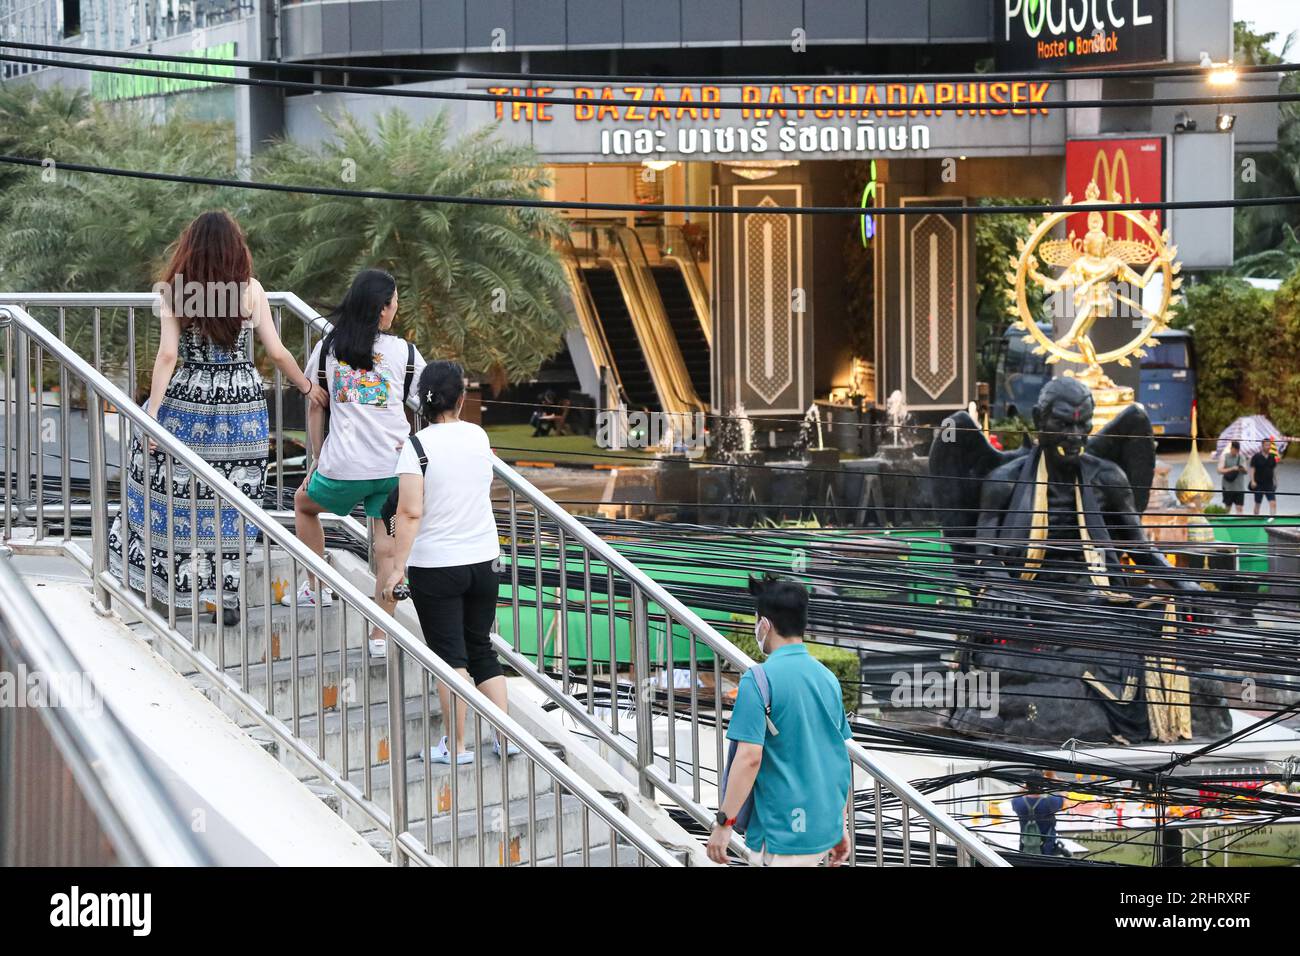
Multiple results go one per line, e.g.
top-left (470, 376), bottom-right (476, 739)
top-left (928, 412), bottom-right (1026, 545)
top-left (1085, 403), bottom-right (1156, 512)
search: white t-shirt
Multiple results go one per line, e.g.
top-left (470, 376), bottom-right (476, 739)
top-left (305, 333), bottom-right (426, 481)
top-left (395, 421), bottom-right (500, 568)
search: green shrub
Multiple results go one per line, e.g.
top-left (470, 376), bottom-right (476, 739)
top-left (729, 614), bottom-right (860, 713)
top-left (987, 416), bottom-right (1032, 452)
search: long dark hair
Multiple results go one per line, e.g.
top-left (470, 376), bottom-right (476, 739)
top-left (159, 210), bottom-right (253, 349)
top-left (321, 269), bottom-right (397, 371)
top-left (418, 361), bottom-right (466, 420)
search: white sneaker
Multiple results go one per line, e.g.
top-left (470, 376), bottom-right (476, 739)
top-left (368, 637), bottom-right (387, 658)
top-left (493, 735), bottom-right (521, 759)
top-left (431, 736), bottom-right (473, 765)
top-left (281, 581), bottom-right (333, 608)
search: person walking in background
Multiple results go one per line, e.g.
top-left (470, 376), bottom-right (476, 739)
top-left (1217, 440), bottom-right (1248, 515)
top-left (706, 575), bottom-right (853, 867)
top-left (1011, 776), bottom-right (1069, 858)
top-left (382, 361), bottom-right (518, 765)
top-left (109, 211), bottom-right (327, 625)
top-left (284, 269), bottom-right (424, 657)
top-left (1250, 437), bottom-right (1281, 520)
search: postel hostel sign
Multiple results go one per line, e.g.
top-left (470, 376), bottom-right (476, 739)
top-left (999, 0), bottom-right (1168, 71)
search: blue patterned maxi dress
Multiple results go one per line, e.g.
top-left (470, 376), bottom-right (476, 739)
top-left (108, 321), bottom-right (268, 610)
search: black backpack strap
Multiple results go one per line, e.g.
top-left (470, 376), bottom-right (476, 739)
top-left (403, 341), bottom-right (416, 401)
top-left (315, 345), bottom-right (332, 434)
top-left (408, 434), bottom-right (429, 474)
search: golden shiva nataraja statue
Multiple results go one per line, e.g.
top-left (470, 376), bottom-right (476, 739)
top-left (1006, 179), bottom-right (1183, 430)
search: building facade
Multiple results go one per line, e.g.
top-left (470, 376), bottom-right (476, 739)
top-left (1, 0), bottom-right (1279, 429)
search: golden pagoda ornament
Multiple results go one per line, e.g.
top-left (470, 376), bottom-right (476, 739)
top-left (1176, 404), bottom-right (1216, 544)
top-left (1006, 180), bottom-right (1183, 431)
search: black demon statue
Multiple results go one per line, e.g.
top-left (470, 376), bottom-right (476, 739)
top-left (929, 377), bottom-right (1229, 745)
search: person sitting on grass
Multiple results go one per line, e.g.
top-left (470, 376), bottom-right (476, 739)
top-left (529, 390), bottom-right (571, 437)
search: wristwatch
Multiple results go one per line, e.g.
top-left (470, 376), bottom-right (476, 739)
top-left (714, 810), bottom-right (736, 828)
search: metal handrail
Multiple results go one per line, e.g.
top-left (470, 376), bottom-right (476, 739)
top-left (0, 553), bottom-right (209, 865)
top-left (568, 222), bottom-right (704, 416)
top-left (660, 224), bottom-right (713, 347)
top-left (265, 294), bottom-right (1004, 866)
top-left (557, 234), bottom-right (626, 411)
top-left (488, 459), bottom-right (1009, 867)
top-left (0, 300), bottom-right (679, 868)
top-left (3, 290), bottom-right (1004, 867)
top-left (607, 224), bottom-right (705, 415)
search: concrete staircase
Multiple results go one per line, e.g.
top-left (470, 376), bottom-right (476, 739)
top-left (131, 545), bottom-right (685, 867)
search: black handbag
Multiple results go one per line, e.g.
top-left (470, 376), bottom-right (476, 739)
top-left (381, 434), bottom-right (427, 535)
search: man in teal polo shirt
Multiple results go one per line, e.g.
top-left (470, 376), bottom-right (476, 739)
top-left (707, 575), bottom-right (853, 867)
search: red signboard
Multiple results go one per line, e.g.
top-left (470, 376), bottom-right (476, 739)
top-left (1065, 137), bottom-right (1164, 241)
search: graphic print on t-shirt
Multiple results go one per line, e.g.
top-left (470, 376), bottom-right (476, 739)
top-left (333, 355), bottom-right (389, 408)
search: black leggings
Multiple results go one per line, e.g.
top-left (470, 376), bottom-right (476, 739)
top-left (407, 559), bottom-right (503, 685)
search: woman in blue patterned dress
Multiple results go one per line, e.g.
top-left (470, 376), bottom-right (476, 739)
top-left (109, 211), bottom-right (327, 624)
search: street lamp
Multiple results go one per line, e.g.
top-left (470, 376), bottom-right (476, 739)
top-left (1199, 51), bottom-right (1239, 86)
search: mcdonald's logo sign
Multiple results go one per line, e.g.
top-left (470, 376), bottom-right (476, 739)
top-left (1065, 138), bottom-right (1164, 241)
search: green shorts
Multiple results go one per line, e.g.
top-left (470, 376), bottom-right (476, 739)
top-left (305, 472), bottom-right (398, 519)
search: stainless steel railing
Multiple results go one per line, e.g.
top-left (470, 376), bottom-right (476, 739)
top-left (0, 549), bottom-right (209, 865)
top-left (2, 290), bottom-right (1005, 867)
top-left (0, 299), bottom-right (678, 868)
top-left (262, 293), bottom-right (1005, 867)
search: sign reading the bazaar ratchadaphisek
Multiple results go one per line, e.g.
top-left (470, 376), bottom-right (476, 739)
top-left (475, 81), bottom-right (1059, 162)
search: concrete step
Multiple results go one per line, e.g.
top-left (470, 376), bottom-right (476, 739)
top-left (360, 790), bottom-right (607, 866)
top-left (159, 603), bottom-right (371, 672)
top-left (185, 646), bottom-right (423, 723)
top-left (332, 747), bottom-right (555, 828)
top-left (543, 841), bottom-right (681, 867)
top-left (124, 546), bottom-right (357, 615)
top-left (185, 548), bottom-right (306, 610)
top-left (249, 694), bottom-right (451, 775)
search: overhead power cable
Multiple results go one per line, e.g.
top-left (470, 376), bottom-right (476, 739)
top-left (3, 48), bottom-right (1300, 112)
top-left (3, 37), bottom-right (1298, 86)
top-left (3, 154), bottom-right (1299, 219)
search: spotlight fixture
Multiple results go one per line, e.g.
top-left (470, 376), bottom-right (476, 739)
top-left (1216, 112), bottom-right (1236, 132)
top-left (1173, 110), bottom-right (1198, 134)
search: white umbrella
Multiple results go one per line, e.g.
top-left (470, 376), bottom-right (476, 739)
top-left (1214, 415), bottom-right (1288, 459)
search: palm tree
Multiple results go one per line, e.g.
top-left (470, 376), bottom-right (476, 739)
top-left (250, 109), bottom-right (572, 388)
top-left (1233, 21), bottom-right (1300, 276)
top-left (0, 93), bottom-right (238, 389)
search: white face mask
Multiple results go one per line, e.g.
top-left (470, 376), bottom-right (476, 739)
top-left (754, 617), bottom-right (768, 655)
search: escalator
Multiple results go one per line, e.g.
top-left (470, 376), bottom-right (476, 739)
top-left (650, 264), bottom-right (710, 406)
top-left (558, 221), bottom-right (707, 417)
top-left (583, 267), bottom-right (660, 410)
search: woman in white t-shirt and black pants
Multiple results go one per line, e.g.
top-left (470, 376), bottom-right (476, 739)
top-left (382, 361), bottom-right (518, 764)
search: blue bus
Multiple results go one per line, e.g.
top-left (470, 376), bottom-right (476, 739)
top-left (991, 325), bottom-right (1196, 437)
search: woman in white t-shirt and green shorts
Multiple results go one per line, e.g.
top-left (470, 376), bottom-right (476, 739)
top-left (287, 269), bottom-right (425, 656)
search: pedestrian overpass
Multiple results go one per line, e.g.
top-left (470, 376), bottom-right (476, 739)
top-left (0, 292), bottom-right (1005, 868)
